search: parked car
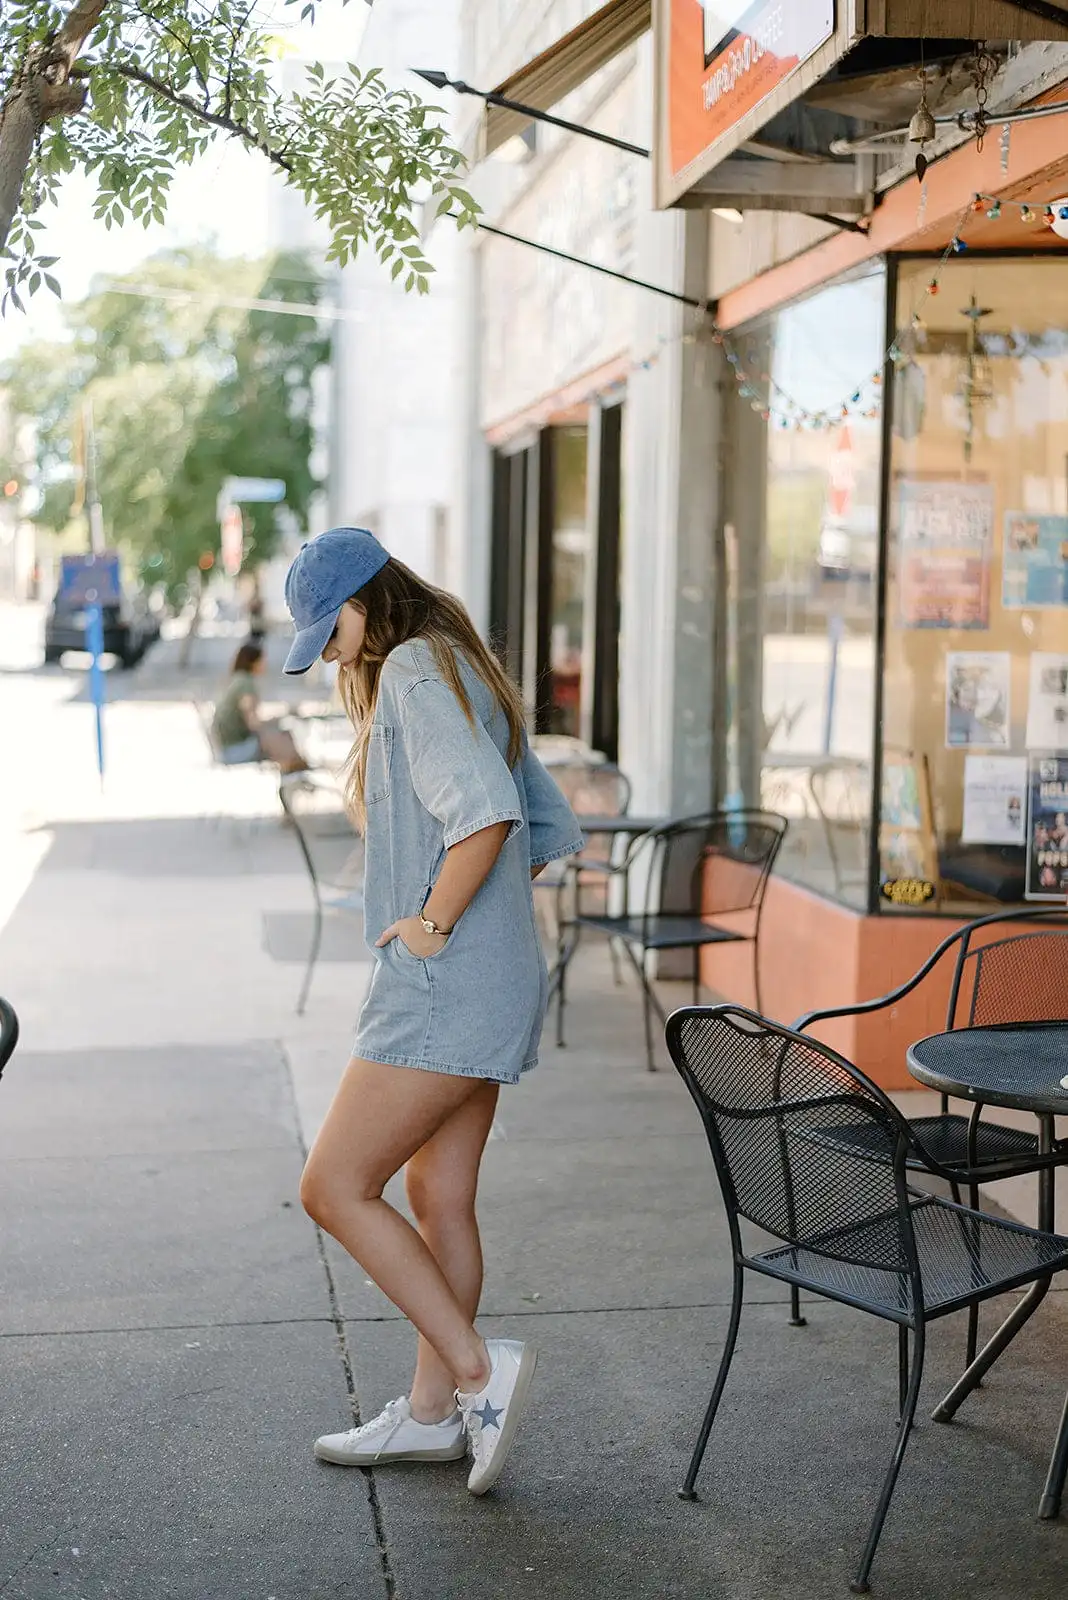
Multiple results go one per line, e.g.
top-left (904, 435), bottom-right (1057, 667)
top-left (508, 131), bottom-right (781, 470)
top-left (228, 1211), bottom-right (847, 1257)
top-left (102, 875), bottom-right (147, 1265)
top-left (43, 582), bottom-right (155, 668)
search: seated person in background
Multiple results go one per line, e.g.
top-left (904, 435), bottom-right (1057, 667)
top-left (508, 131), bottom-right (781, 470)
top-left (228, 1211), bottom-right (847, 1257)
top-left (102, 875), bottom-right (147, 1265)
top-left (212, 642), bottom-right (309, 773)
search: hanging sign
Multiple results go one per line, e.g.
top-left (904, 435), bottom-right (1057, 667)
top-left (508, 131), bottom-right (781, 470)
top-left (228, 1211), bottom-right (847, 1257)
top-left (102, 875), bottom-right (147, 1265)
top-left (655, 0), bottom-right (838, 205)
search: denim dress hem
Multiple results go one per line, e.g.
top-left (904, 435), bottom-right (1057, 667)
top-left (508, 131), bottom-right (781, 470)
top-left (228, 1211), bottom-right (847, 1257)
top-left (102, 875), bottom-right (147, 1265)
top-left (353, 1050), bottom-right (538, 1085)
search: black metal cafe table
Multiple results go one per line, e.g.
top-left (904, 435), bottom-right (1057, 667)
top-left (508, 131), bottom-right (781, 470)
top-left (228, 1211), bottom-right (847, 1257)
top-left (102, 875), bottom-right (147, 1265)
top-left (543, 814), bottom-right (668, 1007)
top-left (908, 1023), bottom-right (1068, 1520)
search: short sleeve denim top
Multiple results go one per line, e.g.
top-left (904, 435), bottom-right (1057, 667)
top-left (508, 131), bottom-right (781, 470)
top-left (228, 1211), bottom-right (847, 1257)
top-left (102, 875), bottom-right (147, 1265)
top-left (353, 639), bottom-right (584, 1083)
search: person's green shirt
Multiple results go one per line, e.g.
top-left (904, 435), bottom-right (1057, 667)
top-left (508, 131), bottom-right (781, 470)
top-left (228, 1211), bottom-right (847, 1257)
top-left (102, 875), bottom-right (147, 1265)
top-left (213, 672), bottom-right (258, 748)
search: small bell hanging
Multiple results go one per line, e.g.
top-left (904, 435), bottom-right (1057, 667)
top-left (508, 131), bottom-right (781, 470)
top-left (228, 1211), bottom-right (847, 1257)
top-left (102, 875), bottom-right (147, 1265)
top-left (909, 75), bottom-right (936, 181)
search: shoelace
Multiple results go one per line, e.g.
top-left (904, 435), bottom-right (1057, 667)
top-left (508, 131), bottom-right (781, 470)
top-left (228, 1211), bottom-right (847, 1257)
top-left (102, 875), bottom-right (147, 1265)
top-left (343, 1397), bottom-right (406, 1442)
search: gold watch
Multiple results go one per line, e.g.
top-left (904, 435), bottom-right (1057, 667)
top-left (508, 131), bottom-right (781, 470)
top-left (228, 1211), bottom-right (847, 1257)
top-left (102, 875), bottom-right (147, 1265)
top-left (420, 914), bottom-right (452, 937)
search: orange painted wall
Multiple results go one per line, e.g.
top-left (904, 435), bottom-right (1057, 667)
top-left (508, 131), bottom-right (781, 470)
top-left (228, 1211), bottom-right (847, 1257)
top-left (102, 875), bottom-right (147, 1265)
top-left (701, 878), bottom-right (963, 1089)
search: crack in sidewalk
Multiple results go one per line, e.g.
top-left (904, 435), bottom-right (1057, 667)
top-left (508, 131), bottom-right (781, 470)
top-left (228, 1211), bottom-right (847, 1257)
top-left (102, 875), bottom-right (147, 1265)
top-left (278, 1041), bottom-right (397, 1600)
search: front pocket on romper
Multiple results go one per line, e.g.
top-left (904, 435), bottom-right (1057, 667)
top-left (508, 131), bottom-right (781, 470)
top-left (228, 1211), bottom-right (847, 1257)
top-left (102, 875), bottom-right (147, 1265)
top-left (365, 724), bottom-right (393, 806)
top-left (396, 935), bottom-right (449, 963)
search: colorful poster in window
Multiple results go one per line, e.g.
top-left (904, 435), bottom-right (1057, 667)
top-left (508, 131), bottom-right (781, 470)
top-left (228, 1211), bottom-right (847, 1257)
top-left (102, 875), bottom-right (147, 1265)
top-left (945, 652), bottom-right (1011, 748)
top-left (962, 755), bottom-right (1027, 845)
top-left (1002, 512), bottom-right (1068, 609)
top-left (896, 479), bottom-right (993, 629)
top-left (1025, 653), bottom-right (1068, 750)
top-left (1025, 753), bottom-right (1068, 900)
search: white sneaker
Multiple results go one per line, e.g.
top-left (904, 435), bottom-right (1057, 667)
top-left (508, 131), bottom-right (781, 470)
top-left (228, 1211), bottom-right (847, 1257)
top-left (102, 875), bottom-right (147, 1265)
top-left (314, 1396), bottom-right (466, 1466)
top-left (457, 1338), bottom-right (538, 1496)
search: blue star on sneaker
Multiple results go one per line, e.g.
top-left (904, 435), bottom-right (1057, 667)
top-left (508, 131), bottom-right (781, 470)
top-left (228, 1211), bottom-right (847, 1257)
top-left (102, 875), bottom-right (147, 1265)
top-left (474, 1398), bottom-right (503, 1431)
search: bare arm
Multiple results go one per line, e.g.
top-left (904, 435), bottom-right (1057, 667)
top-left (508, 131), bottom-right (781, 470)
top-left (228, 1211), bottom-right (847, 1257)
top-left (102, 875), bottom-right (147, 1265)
top-left (375, 821), bottom-right (512, 957)
top-left (237, 692), bottom-right (260, 730)
top-left (422, 822), bottom-right (512, 931)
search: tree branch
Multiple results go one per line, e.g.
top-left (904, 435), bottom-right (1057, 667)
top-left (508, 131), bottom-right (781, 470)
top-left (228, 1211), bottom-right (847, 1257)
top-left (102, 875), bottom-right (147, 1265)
top-left (56, 0), bottom-right (111, 54)
top-left (130, 3), bottom-right (211, 110)
top-left (0, 0), bottom-right (111, 254)
top-left (110, 62), bottom-right (294, 173)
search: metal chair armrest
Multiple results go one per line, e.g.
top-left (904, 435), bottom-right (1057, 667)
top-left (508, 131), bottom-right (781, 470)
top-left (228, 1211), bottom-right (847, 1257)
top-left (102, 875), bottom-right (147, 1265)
top-left (793, 905), bottom-right (1066, 1035)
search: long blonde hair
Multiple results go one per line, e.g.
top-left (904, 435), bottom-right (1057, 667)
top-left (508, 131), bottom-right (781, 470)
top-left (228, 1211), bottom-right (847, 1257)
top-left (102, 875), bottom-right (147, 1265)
top-left (336, 557), bottom-right (525, 826)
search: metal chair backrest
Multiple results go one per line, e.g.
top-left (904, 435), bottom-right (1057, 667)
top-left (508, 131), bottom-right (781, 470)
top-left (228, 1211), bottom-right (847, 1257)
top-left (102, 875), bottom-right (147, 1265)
top-left (0, 996), bottom-right (19, 1081)
top-left (666, 1005), bottom-right (920, 1282)
top-left (279, 773), bottom-right (364, 899)
top-left (948, 919), bottom-right (1068, 1029)
top-left (644, 809), bottom-right (786, 923)
top-left (549, 759), bottom-right (631, 819)
top-left (193, 700), bottom-right (222, 762)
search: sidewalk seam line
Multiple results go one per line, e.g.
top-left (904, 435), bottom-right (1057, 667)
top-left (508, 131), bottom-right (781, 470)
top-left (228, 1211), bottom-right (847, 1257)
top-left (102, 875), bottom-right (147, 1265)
top-left (278, 1037), bottom-right (397, 1600)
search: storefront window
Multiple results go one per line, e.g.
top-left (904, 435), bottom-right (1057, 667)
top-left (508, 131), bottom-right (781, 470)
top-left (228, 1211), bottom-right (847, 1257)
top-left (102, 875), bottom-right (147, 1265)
top-left (881, 257), bottom-right (1068, 914)
top-left (728, 268), bottom-right (885, 907)
top-left (549, 425), bottom-right (589, 737)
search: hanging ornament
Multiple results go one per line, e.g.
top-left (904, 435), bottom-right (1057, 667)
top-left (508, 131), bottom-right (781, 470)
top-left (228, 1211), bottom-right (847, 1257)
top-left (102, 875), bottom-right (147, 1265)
top-left (957, 294), bottom-right (994, 464)
top-left (1000, 123), bottom-right (1011, 173)
top-left (926, 279), bottom-right (940, 295)
top-left (909, 71), bottom-right (936, 181)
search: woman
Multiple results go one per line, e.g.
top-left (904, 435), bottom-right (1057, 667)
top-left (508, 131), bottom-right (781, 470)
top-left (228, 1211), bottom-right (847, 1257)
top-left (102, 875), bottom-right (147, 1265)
top-left (211, 641), bottom-right (307, 772)
top-left (283, 526), bottom-right (582, 1495)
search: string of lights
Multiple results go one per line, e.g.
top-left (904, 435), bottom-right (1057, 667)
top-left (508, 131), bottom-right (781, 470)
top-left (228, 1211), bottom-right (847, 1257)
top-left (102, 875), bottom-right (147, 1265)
top-left (712, 192), bottom-right (1068, 431)
top-left (489, 188), bottom-right (1068, 429)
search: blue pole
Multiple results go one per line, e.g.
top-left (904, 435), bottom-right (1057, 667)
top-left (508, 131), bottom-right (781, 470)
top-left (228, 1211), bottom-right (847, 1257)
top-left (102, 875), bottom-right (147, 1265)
top-left (86, 600), bottom-right (106, 785)
top-left (822, 614), bottom-right (844, 757)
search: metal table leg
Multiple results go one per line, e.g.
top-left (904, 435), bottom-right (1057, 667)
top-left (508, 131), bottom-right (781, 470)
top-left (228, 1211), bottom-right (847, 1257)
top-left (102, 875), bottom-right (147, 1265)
top-left (932, 1116), bottom-right (1056, 1427)
top-left (932, 1276), bottom-right (1050, 1423)
top-left (1039, 1388), bottom-right (1068, 1521)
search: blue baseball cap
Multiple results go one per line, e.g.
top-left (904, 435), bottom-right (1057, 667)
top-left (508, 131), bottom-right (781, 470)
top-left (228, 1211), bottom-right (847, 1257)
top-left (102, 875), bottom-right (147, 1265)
top-left (283, 526), bottom-right (390, 674)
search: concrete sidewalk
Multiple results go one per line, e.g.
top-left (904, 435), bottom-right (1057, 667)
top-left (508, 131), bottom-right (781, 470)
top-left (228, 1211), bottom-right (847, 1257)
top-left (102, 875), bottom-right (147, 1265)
top-left (0, 640), bottom-right (1066, 1599)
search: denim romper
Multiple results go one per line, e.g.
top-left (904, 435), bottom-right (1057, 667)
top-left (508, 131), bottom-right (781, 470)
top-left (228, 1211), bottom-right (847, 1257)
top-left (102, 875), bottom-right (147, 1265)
top-left (354, 640), bottom-right (584, 1084)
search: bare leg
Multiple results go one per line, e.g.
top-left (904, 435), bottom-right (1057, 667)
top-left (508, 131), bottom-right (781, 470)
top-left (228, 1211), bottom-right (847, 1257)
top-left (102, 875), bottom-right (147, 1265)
top-left (257, 720), bottom-right (308, 774)
top-left (404, 1080), bottom-right (499, 1420)
top-left (300, 1057), bottom-right (493, 1393)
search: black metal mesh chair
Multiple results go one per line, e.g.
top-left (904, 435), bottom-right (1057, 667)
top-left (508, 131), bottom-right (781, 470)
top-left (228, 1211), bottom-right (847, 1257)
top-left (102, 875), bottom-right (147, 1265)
top-left (558, 809), bottom-right (786, 1071)
top-left (278, 772), bottom-right (365, 1014)
top-left (0, 997), bottom-right (19, 1081)
top-left (666, 1004), bottom-right (1068, 1596)
top-left (534, 759), bottom-right (632, 1006)
top-left (793, 906), bottom-right (1068, 1353)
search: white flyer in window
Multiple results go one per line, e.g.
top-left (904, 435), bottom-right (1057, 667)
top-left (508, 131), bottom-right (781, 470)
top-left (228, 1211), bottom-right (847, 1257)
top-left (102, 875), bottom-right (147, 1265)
top-left (961, 755), bottom-right (1028, 845)
top-left (944, 652), bottom-right (1011, 748)
top-left (1025, 652), bottom-right (1068, 750)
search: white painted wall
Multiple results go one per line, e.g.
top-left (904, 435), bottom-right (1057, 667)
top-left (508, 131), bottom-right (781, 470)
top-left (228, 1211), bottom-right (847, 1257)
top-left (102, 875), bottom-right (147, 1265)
top-left (326, 0), bottom-right (463, 584)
